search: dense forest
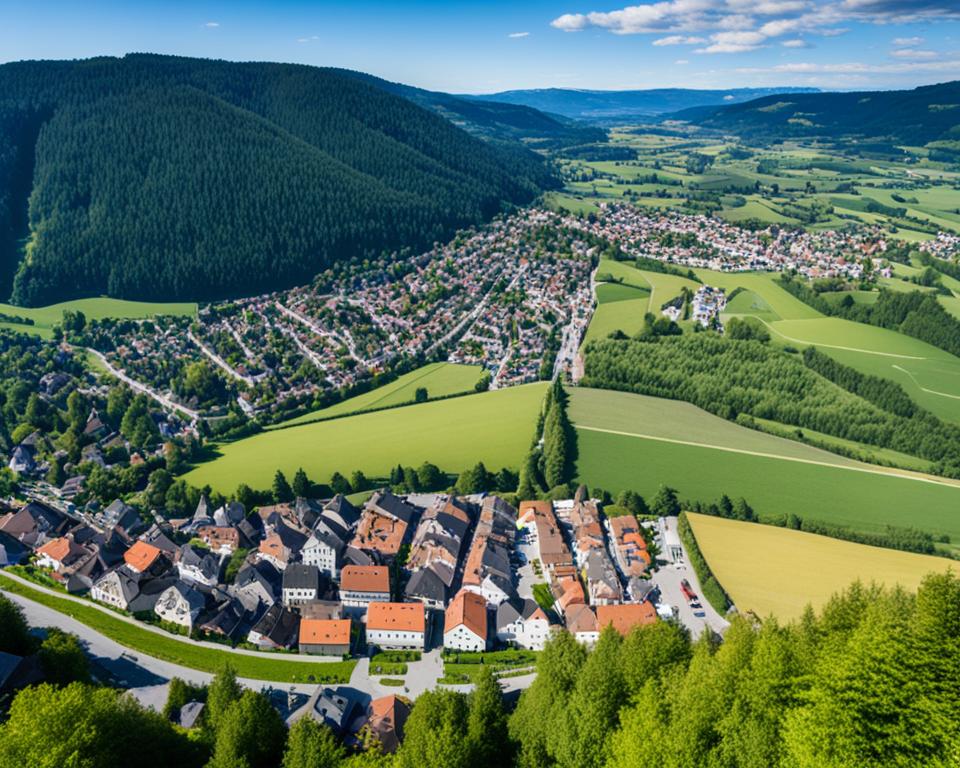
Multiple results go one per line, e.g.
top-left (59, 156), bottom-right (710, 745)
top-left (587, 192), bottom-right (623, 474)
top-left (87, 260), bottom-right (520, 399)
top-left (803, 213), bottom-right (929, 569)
top-left (0, 55), bottom-right (557, 304)
top-left (582, 334), bottom-right (960, 477)
top-left (5, 573), bottom-right (960, 767)
top-left (679, 79), bottom-right (960, 146)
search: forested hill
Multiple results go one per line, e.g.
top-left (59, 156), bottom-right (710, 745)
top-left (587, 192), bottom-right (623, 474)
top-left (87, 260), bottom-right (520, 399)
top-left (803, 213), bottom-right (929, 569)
top-left (0, 55), bottom-right (557, 304)
top-left (674, 80), bottom-right (960, 145)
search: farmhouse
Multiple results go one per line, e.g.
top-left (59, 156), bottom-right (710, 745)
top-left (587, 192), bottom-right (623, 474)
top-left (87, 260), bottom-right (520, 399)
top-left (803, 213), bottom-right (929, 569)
top-left (299, 618), bottom-right (352, 656)
top-left (443, 589), bottom-right (488, 651)
top-left (366, 602), bottom-right (426, 650)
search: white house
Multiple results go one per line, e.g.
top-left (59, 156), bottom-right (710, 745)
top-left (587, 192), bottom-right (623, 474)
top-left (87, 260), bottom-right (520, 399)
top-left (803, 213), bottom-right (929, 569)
top-left (366, 602), bottom-right (425, 650)
top-left (339, 565), bottom-right (390, 617)
top-left (302, 526), bottom-right (343, 580)
top-left (91, 568), bottom-right (140, 611)
top-left (496, 597), bottom-right (552, 651)
top-left (154, 582), bottom-right (205, 631)
top-left (443, 590), bottom-right (488, 652)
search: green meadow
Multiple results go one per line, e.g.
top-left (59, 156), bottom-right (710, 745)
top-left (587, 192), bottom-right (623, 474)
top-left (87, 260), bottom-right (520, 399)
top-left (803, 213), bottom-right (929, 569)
top-left (570, 389), bottom-right (960, 541)
top-left (185, 382), bottom-right (547, 493)
top-left (0, 297), bottom-right (197, 336)
top-left (273, 362), bottom-right (483, 427)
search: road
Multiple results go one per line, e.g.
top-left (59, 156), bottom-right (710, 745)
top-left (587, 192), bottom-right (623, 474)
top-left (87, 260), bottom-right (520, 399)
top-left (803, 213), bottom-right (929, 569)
top-left (187, 329), bottom-right (256, 386)
top-left (85, 348), bottom-right (199, 421)
top-left (650, 516), bottom-right (729, 639)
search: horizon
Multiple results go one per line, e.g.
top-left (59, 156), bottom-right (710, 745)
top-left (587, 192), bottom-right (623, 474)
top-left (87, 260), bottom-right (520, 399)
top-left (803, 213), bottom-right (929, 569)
top-left (3, 0), bottom-right (959, 93)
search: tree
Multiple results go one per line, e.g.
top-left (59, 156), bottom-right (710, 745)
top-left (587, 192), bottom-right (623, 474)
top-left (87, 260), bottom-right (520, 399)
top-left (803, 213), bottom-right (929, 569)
top-left (207, 690), bottom-right (286, 768)
top-left (0, 683), bottom-right (205, 768)
top-left (205, 664), bottom-right (242, 733)
top-left (45, 455), bottom-right (66, 487)
top-left (0, 468), bottom-right (17, 498)
top-left (516, 449), bottom-right (543, 501)
top-left (350, 470), bottom-right (368, 493)
top-left (329, 471), bottom-right (352, 495)
top-left (272, 470), bottom-right (294, 503)
top-left (38, 629), bottom-right (90, 686)
top-left (395, 689), bottom-right (472, 768)
top-left (651, 486), bottom-right (681, 517)
top-left (292, 468), bottom-right (311, 498)
top-left (414, 387), bottom-right (428, 403)
top-left (283, 717), bottom-right (346, 768)
top-left (467, 666), bottom-right (510, 768)
top-left (163, 677), bottom-right (208, 722)
top-left (456, 462), bottom-right (491, 494)
top-left (416, 462), bottom-right (443, 490)
top-left (0, 595), bottom-right (35, 656)
top-left (616, 490), bottom-right (649, 517)
top-left (402, 466), bottom-right (420, 493)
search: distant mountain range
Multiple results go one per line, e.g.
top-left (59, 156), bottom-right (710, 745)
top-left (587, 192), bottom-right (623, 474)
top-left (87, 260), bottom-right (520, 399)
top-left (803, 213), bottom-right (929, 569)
top-left (0, 55), bottom-right (558, 304)
top-left (673, 80), bottom-right (960, 146)
top-left (464, 87), bottom-right (820, 121)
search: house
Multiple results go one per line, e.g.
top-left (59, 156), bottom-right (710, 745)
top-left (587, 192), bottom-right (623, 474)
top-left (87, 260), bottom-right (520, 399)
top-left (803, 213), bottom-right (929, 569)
top-left (178, 701), bottom-right (205, 730)
top-left (0, 530), bottom-right (28, 566)
top-left (196, 525), bottom-right (241, 555)
top-left (83, 409), bottom-right (107, 440)
top-left (0, 501), bottom-right (67, 546)
top-left (248, 602), bottom-right (300, 649)
top-left (302, 525), bottom-right (345, 580)
top-left (0, 652), bottom-right (43, 698)
top-left (300, 687), bottom-right (356, 734)
top-left (122, 540), bottom-right (166, 576)
top-left (140, 524), bottom-right (179, 559)
top-left (360, 695), bottom-right (410, 754)
top-left (60, 475), bottom-right (86, 501)
top-left (403, 566), bottom-right (448, 611)
top-left (320, 494), bottom-right (360, 533)
top-left (609, 515), bottom-right (652, 578)
top-left (98, 499), bottom-right (144, 534)
top-left (177, 544), bottom-right (221, 587)
top-left (8, 444), bottom-right (36, 475)
top-left (127, 576), bottom-right (178, 613)
top-left (585, 549), bottom-right (622, 605)
top-left (496, 597), bottom-right (552, 651)
top-left (91, 567), bottom-right (140, 610)
top-left (35, 536), bottom-right (88, 573)
top-left (258, 521), bottom-right (307, 570)
top-left (565, 603), bottom-right (599, 646)
top-left (299, 618), bottom-right (351, 655)
top-left (521, 501), bottom-right (573, 575)
top-left (199, 600), bottom-right (245, 638)
top-left (154, 582), bottom-right (205, 631)
top-left (213, 502), bottom-right (246, 528)
top-left (443, 589), bottom-right (488, 652)
top-left (282, 564), bottom-right (321, 608)
top-left (350, 490), bottom-right (418, 563)
top-left (339, 565), bottom-right (390, 617)
top-left (230, 560), bottom-right (281, 614)
top-left (596, 602), bottom-right (658, 636)
top-left (366, 602), bottom-right (426, 650)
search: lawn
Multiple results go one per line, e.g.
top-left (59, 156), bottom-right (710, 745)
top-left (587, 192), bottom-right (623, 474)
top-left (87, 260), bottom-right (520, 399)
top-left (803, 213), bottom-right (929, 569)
top-left (690, 270), bottom-right (820, 321)
top-left (0, 575), bottom-right (356, 683)
top-left (595, 282), bottom-right (650, 304)
top-left (273, 362), bottom-right (483, 428)
top-left (595, 259), bottom-right (653, 290)
top-left (583, 298), bottom-right (648, 343)
top-left (570, 389), bottom-right (960, 541)
top-left (686, 513), bottom-right (959, 621)
top-left (0, 297), bottom-right (197, 335)
top-left (637, 270), bottom-right (700, 314)
top-left (184, 382), bottom-right (547, 493)
top-left (440, 649), bottom-right (539, 684)
top-left (722, 289), bottom-right (781, 321)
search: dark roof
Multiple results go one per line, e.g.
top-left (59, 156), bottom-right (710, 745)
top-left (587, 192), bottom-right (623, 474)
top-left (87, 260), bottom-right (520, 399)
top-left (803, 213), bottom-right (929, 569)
top-left (404, 568), bottom-right (446, 603)
top-left (178, 544), bottom-right (221, 581)
top-left (21, 501), bottom-right (68, 533)
top-left (178, 701), bottom-right (205, 729)
top-left (102, 499), bottom-right (143, 533)
top-left (141, 525), bottom-right (179, 556)
top-left (343, 546), bottom-right (374, 568)
top-left (127, 576), bottom-right (178, 613)
top-left (323, 494), bottom-right (360, 530)
top-left (294, 497), bottom-right (323, 529)
top-left (368, 491), bottom-right (417, 525)
top-left (310, 525), bottom-right (345, 554)
top-left (283, 564), bottom-right (320, 592)
top-left (311, 688), bottom-right (355, 733)
top-left (251, 602), bottom-right (299, 647)
top-left (200, 600), bottom-right (244, 637)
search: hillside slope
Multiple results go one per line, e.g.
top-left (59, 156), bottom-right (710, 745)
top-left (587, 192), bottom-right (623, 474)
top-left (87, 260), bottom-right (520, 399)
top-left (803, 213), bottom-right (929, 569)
top-left (675, 80), bottom-right (960, 145)
top-left (0, 55), bottom-right (556, 304)
top-left (465, 86), bottom-right (819, 120)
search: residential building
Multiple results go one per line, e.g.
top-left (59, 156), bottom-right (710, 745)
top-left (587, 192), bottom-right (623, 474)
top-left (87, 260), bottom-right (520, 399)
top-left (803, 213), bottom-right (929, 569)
top-left (196, 525), bottom-right (241, 555)
top-left (366, 602), bottom-right (426, 650)
top-left (299, 618), bottom-right (352, 655)
top-left (302, 524), bottom-right (345, 580)
top-left (339, 565), bottom-right (390, 617)
top-left (282, 564), bottom-right (321, 608)
top-left (596, 602), bottom-right (658, 636)
top-left (496, 597), bottom-right (552, 651)
top-left (350, 490), bottom-right (418, 562)
top-left (91, 567), bottom-right (140, 610)
top-left (443, 589), bottom-right (488, 651)
top-left (360, 695), bottom-right (410, 754)
top-left (122, 540), bottom-right (165, 576)
top-left (154, 582), bottom-right (205, 631)
top-left (229, 560), bottom-right (281, 614)
top-left (248, 602), bottom-right (300, 649)
top-left (609, 515), bottom-right (652, 579)
top-left (176, 543), bottom-right (221, 587)
top-left (566, 603), bottom-right (599, 646)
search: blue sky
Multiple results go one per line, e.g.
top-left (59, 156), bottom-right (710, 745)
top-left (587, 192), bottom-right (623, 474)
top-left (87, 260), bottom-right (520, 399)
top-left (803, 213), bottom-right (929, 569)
top-left (2, 0), bottom-right (959, 92)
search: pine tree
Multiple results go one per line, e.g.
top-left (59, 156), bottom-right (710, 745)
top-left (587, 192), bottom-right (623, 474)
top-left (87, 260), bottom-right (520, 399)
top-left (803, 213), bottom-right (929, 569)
top-left (272, 470), bottom-right (293, 503)
top-left (292, 468), bottom-right (311, 498)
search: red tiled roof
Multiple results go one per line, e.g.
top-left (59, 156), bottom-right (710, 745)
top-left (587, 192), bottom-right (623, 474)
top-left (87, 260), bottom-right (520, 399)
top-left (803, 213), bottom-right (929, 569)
top-left (444, 589), bottom-right (487, 637)
top-left (299, 618), bottom-right (351, 646)
top-left (367, 602), bottom-right (425, 633)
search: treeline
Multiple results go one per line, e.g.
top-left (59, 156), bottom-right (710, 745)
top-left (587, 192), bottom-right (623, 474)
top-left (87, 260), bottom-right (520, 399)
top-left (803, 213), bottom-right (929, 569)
top-left (518, 379), bottom-right (576, 499)
top-left (677, 512), bottom-right (732, 613)
top-left (581, 334), bottom-right (960, 476)
top-left (0, 54), bottom-right (553, 304)
top-left (780, 275), bottom-right (960, 359)
top-left (801, 346), bottom-right (917, 417)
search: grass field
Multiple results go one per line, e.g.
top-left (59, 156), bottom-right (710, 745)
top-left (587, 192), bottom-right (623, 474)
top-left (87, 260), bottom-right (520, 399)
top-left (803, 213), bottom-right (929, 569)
top-left (595, 259), bottom-right (653, 290)
top-left (273, 363), bottom-right (483, 428)
top-left (185, 382), bottom-right (547, 493)
top-left (686, 513), bottom-right (958, 621)
top-left (583, 298), bottom-right (649, 343)
top-left (0, 575), bottom-right (356, 683)
top-left (595, 282), bottom-right (650, 304)
top-left (639, 270), bottom-right (700, 314)
top-left (569, 388), bottom-right (960, 541)
top-left (0, 297), bottom-right (197, 335)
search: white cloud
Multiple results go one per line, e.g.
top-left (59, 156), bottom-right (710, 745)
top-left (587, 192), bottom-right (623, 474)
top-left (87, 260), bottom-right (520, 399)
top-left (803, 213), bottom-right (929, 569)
top-left (204, 21), bottom-right (219, 28)
top-left (653, 35), bottom-right (707, 45)
top-left (890, 47), bottom-right (939, 59)
top-left (551, 13), bottom-right (589, 31)
top-left (297, 35), bottom-right (320, 43)
top-left (893, 36), bottom-right (924, 46)
top-left (737, 57), bottom-right (960, 74)
top-left (697, 29), bottom-right (768, 53)
top-left (508, 31), bottom-right (530, 38)
top-left (782, 38), bottom-right (810, 47)
top-left (676, 58), bottom-right (691, 64)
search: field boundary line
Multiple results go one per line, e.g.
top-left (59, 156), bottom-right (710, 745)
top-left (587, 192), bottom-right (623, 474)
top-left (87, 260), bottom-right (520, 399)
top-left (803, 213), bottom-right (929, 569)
top-left (575, 424), bottom-right (960, 489)
top-left (891, 364), bottom-right (960, 401)
top-left (759, 320), bottom-right (927, 359)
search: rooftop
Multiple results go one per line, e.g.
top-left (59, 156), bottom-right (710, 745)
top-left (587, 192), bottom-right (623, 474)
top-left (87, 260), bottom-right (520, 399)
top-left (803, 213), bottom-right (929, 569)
top-left (299, 618), bottom-right (351, 647)
top-left (367, 602), bottom-right (425, 634)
